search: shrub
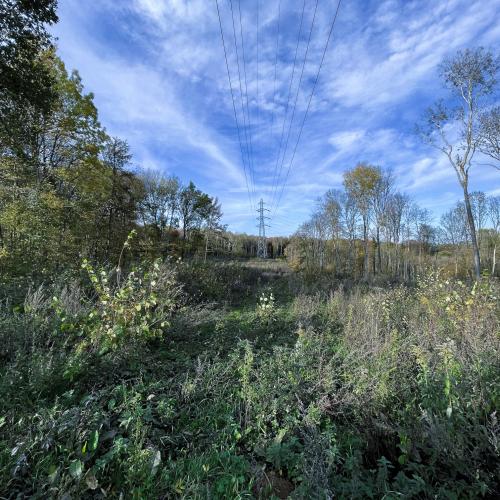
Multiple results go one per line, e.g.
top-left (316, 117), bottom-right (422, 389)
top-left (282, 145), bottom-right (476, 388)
top-left (80, 258), bottom-right (181, 351)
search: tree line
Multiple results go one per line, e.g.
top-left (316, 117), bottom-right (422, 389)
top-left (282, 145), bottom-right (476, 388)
top-left (0, 1), bottom-right (229, 282)
top-left (286, 162), bottom-right (499, 279)
top-left (288, 47), bottom-right (499, 280)
top-left (0, 1), bottom-right (498, 284)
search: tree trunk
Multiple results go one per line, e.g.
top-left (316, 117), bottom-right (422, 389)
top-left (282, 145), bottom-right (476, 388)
top-left (492, 243), bottom-right (497, 276)
top-left (376, 226), bottom-right (381, 273)
top-left (363, 216), bottom-right (369, 280)
top-left (463, 184), bottom-right (481, 279)
top-left (204, 233), bottom-right (209, 263)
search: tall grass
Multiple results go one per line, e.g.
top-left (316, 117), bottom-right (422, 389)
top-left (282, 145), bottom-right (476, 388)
top-left (0, 263), bottom-right (498, 498)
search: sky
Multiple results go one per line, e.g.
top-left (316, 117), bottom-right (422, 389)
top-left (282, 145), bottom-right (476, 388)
top-left (52, 0), bottom-right (500, 235)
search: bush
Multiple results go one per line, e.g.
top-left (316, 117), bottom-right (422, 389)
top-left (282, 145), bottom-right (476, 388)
top-left (80, 258), bottom-right (182, 351)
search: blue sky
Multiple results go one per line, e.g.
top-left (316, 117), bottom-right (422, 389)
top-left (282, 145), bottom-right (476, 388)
top-left (52, 0), bottom-right (500, 235)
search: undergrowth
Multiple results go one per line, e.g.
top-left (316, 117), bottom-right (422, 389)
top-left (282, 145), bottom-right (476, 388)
top-left (0, 262), bottom-right (499, 498)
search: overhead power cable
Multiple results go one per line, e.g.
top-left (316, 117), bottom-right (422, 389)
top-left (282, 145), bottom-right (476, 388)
top-left (215, 0), bottom-right (254, 212)
top-left (269, 0), bottom-right (282, 144)
top-left (269, 0), bottom-right (307, 207)
top-left (271, 0), bottom-right (320, 210)
top-left (237, 0), bottom-right (257, 204)
top-left (274, 0), bottom-right (343, 215)
top-left (229, 0), bottom-right (256, 208)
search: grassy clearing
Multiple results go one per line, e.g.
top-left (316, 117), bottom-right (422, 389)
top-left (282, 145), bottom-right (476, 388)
top-left (0, 260), bottom-right (499, 499)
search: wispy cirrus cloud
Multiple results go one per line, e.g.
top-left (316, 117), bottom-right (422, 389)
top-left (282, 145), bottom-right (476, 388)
top-left (53, 0), bottom-right (500, 234)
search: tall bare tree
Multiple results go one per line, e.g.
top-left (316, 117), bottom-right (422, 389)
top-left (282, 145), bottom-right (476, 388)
top-left (319, 189), bottom-right (344, 274)
top-left (385, 192), bottom-right (409, 275)
top-left (469, 191), bottom-right (488, 250)
top-left (441, 203), bottom-right (468, 276)
top-left (419, 48), bottom-right (499, 279)
top-left (372, 169), bottom-right (394, 273)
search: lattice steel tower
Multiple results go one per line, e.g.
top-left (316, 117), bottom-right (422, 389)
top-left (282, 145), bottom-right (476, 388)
top-left (256, 198), bottom-right (270, 258)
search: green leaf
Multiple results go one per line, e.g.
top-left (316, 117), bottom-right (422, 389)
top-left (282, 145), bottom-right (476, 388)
top-left (89, 430), bottom-right (99, 451)
top-left (69, 459), bottom-right (83, 479)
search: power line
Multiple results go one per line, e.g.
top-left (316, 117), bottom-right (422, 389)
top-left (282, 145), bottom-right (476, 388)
top-left (256, 0), bottom-right (260, 199)
top-left (229, 0), bottom-right (256, 209)
top-left (269, 0), bottom-right (282, 148)
top-left (237, 0), bottom-right (257, 206)
top-left (274, 0), bottom-right (343, 215)
top-left (215, 0), bottom-right (254, 213)
top-left (271, 0), bottom-right (320, 211)
top-left (269, 0), bottom-right (307, 211)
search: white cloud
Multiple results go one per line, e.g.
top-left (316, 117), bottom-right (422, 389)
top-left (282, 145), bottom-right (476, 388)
top-left (52, 0), bottom-right (500, 234)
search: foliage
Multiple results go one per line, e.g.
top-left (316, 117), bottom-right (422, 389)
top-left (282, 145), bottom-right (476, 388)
top-left (80, 257), bottom-right (181, 352)
top-left (1, 3), bottom-right (499, 496)
top-left (1, 261), bottom-right (498, 498)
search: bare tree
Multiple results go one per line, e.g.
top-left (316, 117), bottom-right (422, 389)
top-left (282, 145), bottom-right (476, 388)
top-left (385, 192), bottom-right (409, 275)
top-left (441, 204), bottom-right (467, 276)
top-left (372, 169), bottom-right (394, 273)
top-left (469, 191), bottom-right (488, 250)
top-left (341, 192), bottom-right (359, 276)
top-left (418, 48), bottom-right (499, 279)
top-left (489, 196), bottom-right (500, 275)
top-left (319, 189), bottom-right (344, 274)
top-left (478, 106), bottom-right (500, 166)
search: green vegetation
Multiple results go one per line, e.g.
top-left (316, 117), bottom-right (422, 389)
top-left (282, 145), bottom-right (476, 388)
top-left (1, 259), bottom-right (499, 498)
top-left (1, 1), bottom-right (499, 498)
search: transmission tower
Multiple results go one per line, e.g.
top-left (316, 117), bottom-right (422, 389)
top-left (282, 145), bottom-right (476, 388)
top-left (256, 198), bottom-right (270, 258)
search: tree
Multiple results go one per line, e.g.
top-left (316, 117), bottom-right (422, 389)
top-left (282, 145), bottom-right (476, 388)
top-left (372, 169), bottom-right (394, 273)
top-left (385, 192), bottom-right (409, 275)
top-left (202, 196), bottom-right (223, 262)
top-left (319, 189), bottom-right (344, 273)
top-left (489, 196), bottom-right (500, 275)
top-left (0, 54), bottom-right (115, 275)
top-left (469, 191), bottom-right (487, 250)
top-left (441, 204), bottom-right (468, 276)
top-left (101, 137), bottom-right (141, 257)
top-left (139, 171), bottom-right (179, 245)
top-left (478, 106), bottom-right (500, 165)
top-left (411, 205), bottom-right (433, 266)
top-left (0, 0), bottom-right (59, 157)
top-left (343, 163), bottom-right (382, 279)
top-left (419, 48), bottom-right (499, 279)
top-left (341, 191), bottom-right (358, 276)
top-left (178, 181), bottom-right (212, 255)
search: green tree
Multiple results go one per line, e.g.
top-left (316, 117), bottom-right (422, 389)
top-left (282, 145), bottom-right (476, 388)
top-left (0, 0), bottom-right (59, 157)
top-left (0, 55), bottom-right (107, 275)
top-left (343, 163), bottom-right (382, 279)
top-left (139, 171), bottom-right (179, 252)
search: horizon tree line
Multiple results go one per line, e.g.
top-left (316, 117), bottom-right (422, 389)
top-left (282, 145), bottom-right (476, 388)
top-left (286, 161), bottom-right (499, 279)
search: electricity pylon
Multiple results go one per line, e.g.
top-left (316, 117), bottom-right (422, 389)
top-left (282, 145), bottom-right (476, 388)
top-left (256, 198), bottom-right (270, 258)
